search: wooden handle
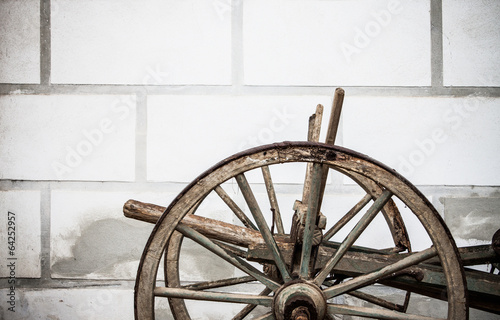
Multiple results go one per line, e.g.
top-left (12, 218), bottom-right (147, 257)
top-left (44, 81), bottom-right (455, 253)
top-left (325, 87), bottom-right (345, 146)
top-left (123, 199), bottom-right (165, 224)
top-left (317, 88), bottom-right (345, 211)
top-left (123, 199), bottom-right (265, 247)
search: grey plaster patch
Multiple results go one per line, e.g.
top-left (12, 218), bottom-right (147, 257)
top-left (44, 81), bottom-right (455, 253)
top-left (178, 238), bottom-right (236, 282)
top-left (443, 197), bottom-right (500, 242)
top-left (51, 218), bottom-right (151, 278)
top-left (51, 217), bottom-right (234, 280)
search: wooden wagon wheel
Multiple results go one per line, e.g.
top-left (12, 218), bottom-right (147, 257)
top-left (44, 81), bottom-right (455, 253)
top-left (133, 142), bottom-right (468, 320)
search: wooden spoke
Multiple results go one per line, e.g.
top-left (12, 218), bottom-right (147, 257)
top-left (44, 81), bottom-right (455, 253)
top-left (154, 287), bottom-right (273, 307)
top-left (252, 312), bottom-right (275, 320)
top-left (323, 247), bottom-right (437, 299)
top-left (261, 165), bottom-right (285, 234)
top-left (300, 162), bottom-right (323, 278)
top-left (347, 290), bottom-right (405, 312)
top-left (215, 185), bottom-right (258, 230)
top-left (232, 287), bottom-right (272, 320)
top-left (182, 276), bottom-right (255, 291)
top-left (176, 223), bottom-right (280, 291)
top-left (213, 240), bottom-right (248, 258)
top-left (315, 189), bottom-right (393, 285)
top-left (327, 303), bottom-right (442, 320)
top-left (323, 280), bottom-right (407, 312)
top-left (236, 173), bottom-right (292, 283)
top-left (323, 193), bottom-right (372, 242)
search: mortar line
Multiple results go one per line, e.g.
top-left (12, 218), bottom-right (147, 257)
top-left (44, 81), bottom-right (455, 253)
top-left (40, 183), bottom-right (51, 282)
top-left (430, 0), bottom-right (444, 89)
top-left (231, 0), bottom-right (244, 92)
top-left (1, 84), bottom-right (500, 97)
top-left (40, 0), bottom-right (51, 85)
top-left (135, 91), bottom-right (148, 182)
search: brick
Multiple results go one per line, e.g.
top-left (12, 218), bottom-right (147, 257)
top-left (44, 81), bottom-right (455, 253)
top-left (0, 0), bottom-right (40, 84)
top-left (0, 95), bottom-right (136, 181)
top-left (51, 0), bottom-right (231, 85)
top-left (444, 197), bottom-right (500, 245)
top-left (0, 191), bottom-right (41, 278)
top-left (244, 0), bottom-right (431, 86)
top-left (443, 0), bottom-right (500, 86)
top-left (50, 190), bottom-right (176, 279)
top-left (0, 288), bottom-right (134, 319)
top-left (0, 287), bottom-right (266, 319)
top-left (343, 96), bottom-right (500, 185)
top-left (147, 95), bottom-right (333, 182)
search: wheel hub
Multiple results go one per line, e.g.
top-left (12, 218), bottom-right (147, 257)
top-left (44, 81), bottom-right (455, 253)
top-left (273, 281), bottom-right (326, 320)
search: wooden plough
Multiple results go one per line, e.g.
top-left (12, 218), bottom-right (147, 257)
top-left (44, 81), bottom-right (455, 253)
top-left (125, 89), bottom-right (500, 319)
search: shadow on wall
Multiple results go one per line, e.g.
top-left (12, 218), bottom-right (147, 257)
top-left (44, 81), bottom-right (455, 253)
top-left (51, 218), bottom-right (235, 279)
top-left (52, 219), bottom-right (152, 277)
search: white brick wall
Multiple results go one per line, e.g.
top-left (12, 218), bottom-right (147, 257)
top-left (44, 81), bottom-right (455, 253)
top-left (244, 0), bottom-right (431, 86)
top-left (1, 0), bottom-right (499, 319)
top-left (0, 0), bottom-right (40, 84)
top-left (443, 0), bottom-right (500, 86)
top-left (0, 288), bottom-right (135, 319)
top-left (51, 0), bottom-right (231, 85)
top-left (0, 95), bottom-right (136, 181)
top-left (0, 191), bottom-right (41, 278)
top-left (343, 96), bottom-right (500, 185)
top-left (147, 95), bottom-right (333, 182)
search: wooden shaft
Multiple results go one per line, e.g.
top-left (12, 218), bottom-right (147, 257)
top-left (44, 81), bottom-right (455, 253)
top-left (123, 199), bottom-right (264, 247)
top-left (318, 88), bottom-right (345, 209)
top-left (325, 87), bottom-right (345, 146)
top-left (302, 104), bottom-right (324, 205)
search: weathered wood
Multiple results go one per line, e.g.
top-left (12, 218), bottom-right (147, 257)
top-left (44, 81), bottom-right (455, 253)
top-left (318, 87), bottom-right (345, 209)
top-left (426, 244), bottom-right (499, 266)
top-left (247, 240), bottom-right (500, 314)
top-left (124, 199), bottom-right (264, 247)
top-left (323, 193), bottom-right (372, 241)
top-left (154, 287), bottom-right (273, 307)
top-left (176, 223), bottom-right (281, 291)
top-left (181, 276), bottom-right (255, 290)
top-left (235, 173), bottom-right (292, 283)
top-left (261, 165), bottom-right (285, 234)
top-left (314, 189), bottom-right (394, 285)
top-left (302, 104), bottom-right (324, 205)
top-left (300, 162), bottom-right (324, 278)
top-left (214, 185), bottom-right (258, 230)
top-left (327, 304), bottom-right (439, 320)
top-left (325, 87), bottom-right (345, 146)
top-left (125, 199), bottom-right (499, 311)
top-left (132, 142), bottom-right (469, 320)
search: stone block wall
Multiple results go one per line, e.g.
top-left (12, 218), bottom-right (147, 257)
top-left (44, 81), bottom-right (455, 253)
top-left (0, 0), bottom-right (499, 319)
